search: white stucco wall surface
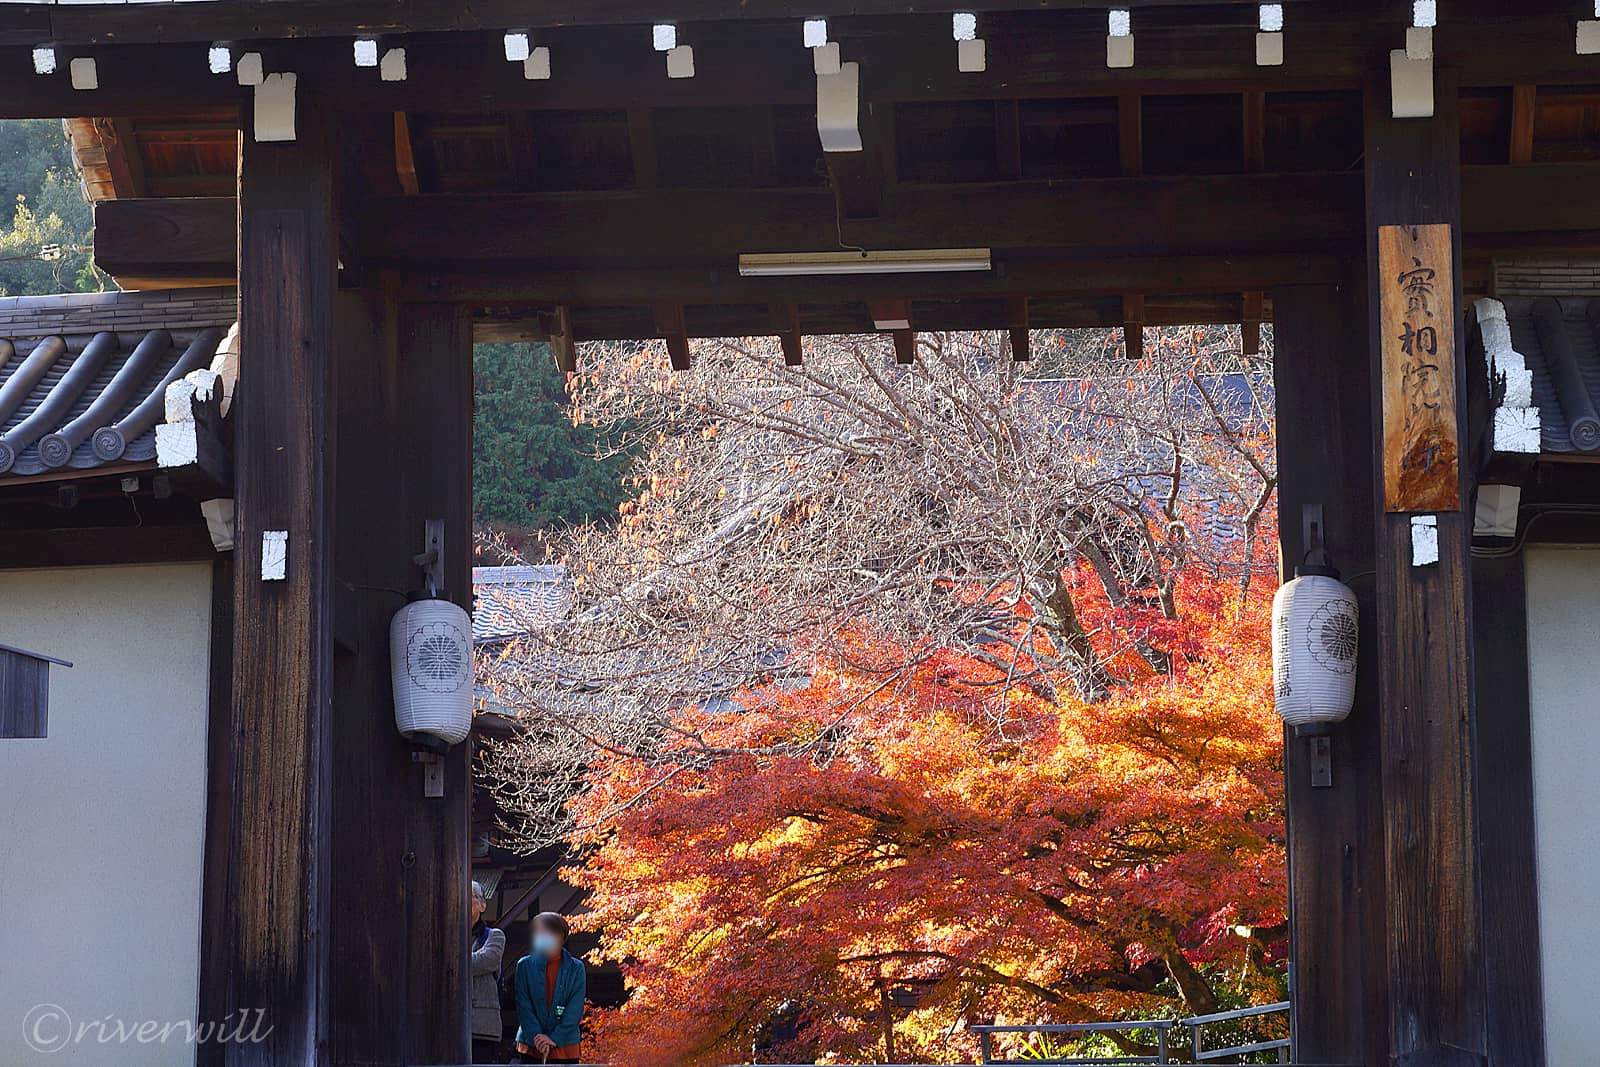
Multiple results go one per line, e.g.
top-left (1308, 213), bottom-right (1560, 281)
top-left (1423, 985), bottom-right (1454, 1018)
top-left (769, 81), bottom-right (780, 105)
top-left (1525, 546), bottom-right (1600, 1067)
top-left (0, 563), bottom-right (212, 1067)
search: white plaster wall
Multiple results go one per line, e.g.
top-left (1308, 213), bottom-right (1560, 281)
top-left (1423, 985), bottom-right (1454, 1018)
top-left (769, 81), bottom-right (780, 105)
top-left (1525, 546), bottom-right (1600, 1067)
top-left (0, 563), bottom-right (212, 1067)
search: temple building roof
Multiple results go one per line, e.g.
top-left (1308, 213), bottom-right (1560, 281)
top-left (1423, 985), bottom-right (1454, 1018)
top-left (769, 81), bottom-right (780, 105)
top-left (0, 288), bottom-right (236, 482)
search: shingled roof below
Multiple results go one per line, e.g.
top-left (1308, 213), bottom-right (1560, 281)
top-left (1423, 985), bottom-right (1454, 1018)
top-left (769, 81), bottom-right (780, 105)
top-left (1502, 296), bottom-right (1600, 454)
top-left (0, 288), bottom-right (236, 479)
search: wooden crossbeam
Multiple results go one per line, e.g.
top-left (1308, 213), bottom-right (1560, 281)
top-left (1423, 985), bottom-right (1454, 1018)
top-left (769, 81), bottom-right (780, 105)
top-left (549, 305), bottom-right (576, 373)
top-left (1118, 93), bottom-right (1143, 177)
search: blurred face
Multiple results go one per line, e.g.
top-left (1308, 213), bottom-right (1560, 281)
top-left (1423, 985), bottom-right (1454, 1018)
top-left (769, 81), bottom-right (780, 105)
top-left (471, 894), bottom-right (486, 924)
top-left (532, 923), bottom-right (564, 958)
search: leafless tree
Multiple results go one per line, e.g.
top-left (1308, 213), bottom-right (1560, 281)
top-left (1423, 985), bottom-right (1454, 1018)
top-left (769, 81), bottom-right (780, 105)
top-left (479, 327), bottom-right (1275, 848)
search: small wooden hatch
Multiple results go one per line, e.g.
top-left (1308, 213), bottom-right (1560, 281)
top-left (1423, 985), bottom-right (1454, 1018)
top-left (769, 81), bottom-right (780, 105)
top-left (0, 642), bottom-right (72, 739)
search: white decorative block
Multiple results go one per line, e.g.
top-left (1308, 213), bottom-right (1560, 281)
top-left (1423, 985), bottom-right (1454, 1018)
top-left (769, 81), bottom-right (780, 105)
top-left (32, 46), bottom-right (56, 75)
top-left (208, 44), bottom-right (232, 74)
top-left (1390, 48), bottom-right (1434, 118)
top-left (1406, 26), bottom-right (1433, 61)
top-left (1494, 406), bottom-right (1542, 454)
top-left (812, 41), bottom-right (841, 76)
top-left (69, 56), bottom-right (97, 90)
top-left (237, 51), bottom-right (264, 86)
top-left (1503, 366), bottom-right (1534, 410)
top-left (1474, 484), bottom-right (1522, 538)
top-left (155, 422), bottom-right (197, 467)
top-left (1256, 31), bottom-right (1283, 67)
top-left (1108, 8), bottom-right (1131, 36)
top-left (1473, 296), bottom-right (1508, 324)
top-left (1107, 34), bottom-right (1135, 68)
top-left (504, 32), bottom-right (530, 63)
top-left (653, 23), bottom-right (677, 52)
top-left (952, 12), bottom-right (978, 41)
top-left (201, 498), bottom-right (235, 552)
top-left (1410, 514), bottom-right (1439, 567)
top-left (1259, 3), bottom-right (1284, 32)
top-left (524, 46), bottom-right (551, 80)
top-left (804, 18), bottom-right (828, 48)
top-left (1579, 20), bottom-right (1600, 55)
top-left (957, 38), bottom-right (986, 73)
top-left (254, 72), bottom-right (297, 142)
top-left (666, 44), bottom-right (695, 79)
top-left (1412, 0), bottom-right (1437, 28)
top-left (380, 47), bottom-right (406, 81)
top-left (262, 530), bottom-right (288, 581)
top-left (816, 61), bottom-right (862, 152)
top-left (354, 37), bottom-right (379, 67)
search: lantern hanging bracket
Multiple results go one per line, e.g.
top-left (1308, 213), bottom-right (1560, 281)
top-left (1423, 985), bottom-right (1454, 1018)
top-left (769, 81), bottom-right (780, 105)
top-left (1302, 502), bottom-right (1330, 570)
top-left (1308, 734), bottom-right (1333, 788)
top-left (412, 518), bottom-right (446, 597)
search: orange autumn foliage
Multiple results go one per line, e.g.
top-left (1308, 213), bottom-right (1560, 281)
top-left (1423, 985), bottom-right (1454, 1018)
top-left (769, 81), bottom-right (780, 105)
top-left (568, 566), bottom-right (1286, 1066)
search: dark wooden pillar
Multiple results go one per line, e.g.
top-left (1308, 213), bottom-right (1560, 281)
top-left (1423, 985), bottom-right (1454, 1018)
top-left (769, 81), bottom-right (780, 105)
top-left (1273, 278), bottom-right (1387, 1067)
top-left (228, 103), bottom-right (339, 1065)
top-left (1470, 554), bottom-right (1545, 1065)
top-left (1363, 75), bottom-right (1487, 1065)
top-left (330, 293), bottom-right (473, 1065)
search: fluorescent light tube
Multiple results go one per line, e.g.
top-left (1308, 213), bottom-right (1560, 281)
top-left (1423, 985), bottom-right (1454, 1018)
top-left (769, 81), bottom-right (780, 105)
top-left (738, 248), bottom-right (991, 277)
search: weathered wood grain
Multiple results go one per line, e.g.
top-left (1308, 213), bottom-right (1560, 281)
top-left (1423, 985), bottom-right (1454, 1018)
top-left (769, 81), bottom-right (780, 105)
top-left (1363, 76), bottom-right (1487, 1067)
top-left (1470, 553), bottom-right (1548, 1065)
top-left (329, 294), bottom-right (472, 1065)
top-left (1273, 277), bottom-right (1389, 1067)
top-left (225, 98), bottom-right (338, 1067)
top-left (1378, 223), bottom-right (1459, 513)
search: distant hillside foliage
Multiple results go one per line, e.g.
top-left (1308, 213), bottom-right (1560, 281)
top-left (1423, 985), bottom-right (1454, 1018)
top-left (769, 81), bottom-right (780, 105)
top-left (0, 120), bottom-right (102, 297)
top-left (473, 342), bottom-right (637, 535)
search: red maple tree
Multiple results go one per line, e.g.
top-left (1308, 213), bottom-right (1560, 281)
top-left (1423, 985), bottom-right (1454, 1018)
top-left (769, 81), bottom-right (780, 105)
top-left (569, 561), bottom-right (1285, 1066)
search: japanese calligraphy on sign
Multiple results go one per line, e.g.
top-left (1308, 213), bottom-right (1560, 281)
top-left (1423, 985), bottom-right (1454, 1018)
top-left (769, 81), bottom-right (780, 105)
top-left (1379, 223), bottom-right (1460, 512)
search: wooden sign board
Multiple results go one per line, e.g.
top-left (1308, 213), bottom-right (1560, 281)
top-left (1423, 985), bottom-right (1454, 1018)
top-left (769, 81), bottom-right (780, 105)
top-left (1379, 223), bottom-right (1460, 512)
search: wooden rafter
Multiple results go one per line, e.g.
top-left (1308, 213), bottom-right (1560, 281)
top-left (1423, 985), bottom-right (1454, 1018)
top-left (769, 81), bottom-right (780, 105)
top-left (393, 112), bottom-right (420, 195)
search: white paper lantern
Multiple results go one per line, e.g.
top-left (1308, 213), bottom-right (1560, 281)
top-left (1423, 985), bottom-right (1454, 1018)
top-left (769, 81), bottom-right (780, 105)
top-left (1271, 570), bottom-right (1358, 727)
top-left (391, 596), bottom-right (474, 745)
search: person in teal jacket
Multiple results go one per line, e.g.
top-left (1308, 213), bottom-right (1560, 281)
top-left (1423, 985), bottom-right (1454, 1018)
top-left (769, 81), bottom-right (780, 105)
top-left (512, 912), bottom-right (586, 1064)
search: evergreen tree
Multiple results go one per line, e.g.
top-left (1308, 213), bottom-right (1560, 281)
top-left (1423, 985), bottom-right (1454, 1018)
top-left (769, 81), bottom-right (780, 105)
top-left (473, 342), bottom-right (635, 533)
top-left (0, 119), bottom-right (102, 297)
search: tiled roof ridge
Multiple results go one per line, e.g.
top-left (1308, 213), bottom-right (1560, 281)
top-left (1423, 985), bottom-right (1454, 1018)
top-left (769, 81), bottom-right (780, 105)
top-left (0, 286), bottom-right (237, 339)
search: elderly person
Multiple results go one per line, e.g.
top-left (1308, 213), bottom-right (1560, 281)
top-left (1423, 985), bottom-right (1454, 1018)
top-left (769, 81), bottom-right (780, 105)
top-left (470, 881), bottom-right (507, 1063)
top-left (512, 912), bottom-right (586, 1064)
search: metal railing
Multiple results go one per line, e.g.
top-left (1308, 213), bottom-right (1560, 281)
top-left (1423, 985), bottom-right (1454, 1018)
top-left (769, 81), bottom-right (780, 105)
top-left (961, 1000), bottom-right (1291, 1065)
top-left (971, 1019), bottom-right (1178, 1065)
top-left (1182, 1001), bottom-right (1290, 1063)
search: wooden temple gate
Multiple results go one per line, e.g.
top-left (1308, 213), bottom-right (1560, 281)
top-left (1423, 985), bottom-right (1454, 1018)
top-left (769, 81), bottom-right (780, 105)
top-left (3, 1), bottom-right (1591, 1063)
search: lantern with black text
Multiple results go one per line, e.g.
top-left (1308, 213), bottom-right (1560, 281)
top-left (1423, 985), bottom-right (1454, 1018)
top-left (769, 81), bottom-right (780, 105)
top-left (1271, 566), bottom-right (1359, 728)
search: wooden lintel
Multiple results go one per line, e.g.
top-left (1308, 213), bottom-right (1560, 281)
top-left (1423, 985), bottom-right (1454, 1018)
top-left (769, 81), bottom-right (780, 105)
top-left (394, 111), bottom-right (420, 195)
top-left (655, 302), bottom-right (691, 370)
top-left (995, 99), bottom-right (1023, 182)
